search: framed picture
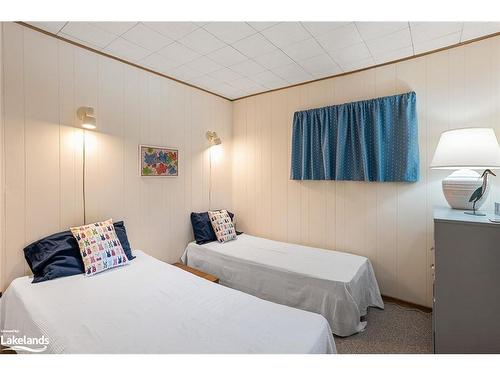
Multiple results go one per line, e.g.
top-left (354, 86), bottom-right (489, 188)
top-left (139, 145), bottom-right (178, 177)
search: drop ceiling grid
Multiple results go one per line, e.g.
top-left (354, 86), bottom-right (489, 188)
top-left (24, 22), bottom-right (500, 100)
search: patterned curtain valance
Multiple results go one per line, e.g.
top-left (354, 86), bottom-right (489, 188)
top-left (290, 91), bottom-right (419, 182)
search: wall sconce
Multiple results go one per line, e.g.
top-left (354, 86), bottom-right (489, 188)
top-left (77, 106), bottom-right (97, 225)
top-left (206, 131), bottom-right (222, 210)
top-left (77, 106), bottom-right (97, 130)
top-left (206, 131), bottom-right (221, 146)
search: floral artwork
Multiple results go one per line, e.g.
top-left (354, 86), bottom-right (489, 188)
top-left (140, 145), bottom-right (178, 177)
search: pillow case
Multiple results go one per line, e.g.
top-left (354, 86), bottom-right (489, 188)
top-left (113, 221), bottom-right (135, 261)
top-left (24, 229), bottom-right (84, 283)
top-left (191, 211), bottom-right (236, 244)
top-left (71, 219), bottom-right (128, 277)
top-left (208, 210), bottom-right (237, 243)
top-left (24, 221), bottom-right (135, 283)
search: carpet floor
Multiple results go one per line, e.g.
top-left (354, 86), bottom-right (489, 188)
top-left (335, 302), bottom-right (432, 354)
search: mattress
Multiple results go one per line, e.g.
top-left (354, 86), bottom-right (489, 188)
top-left (0, 250), bottom-right (335, 354)
top-left (181, 234), bottom-right (384, 337)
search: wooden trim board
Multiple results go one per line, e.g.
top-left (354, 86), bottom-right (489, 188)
top-left (14, 22), bottom-right (500, 103)
top-left (382, 295), bottom-right (432, 313)
top-left (172, 262), bottom-right (219, 283)
top-left (15, 22), bottom-right (232, 102)
top-left (235, 31), bottom-right (500, 100)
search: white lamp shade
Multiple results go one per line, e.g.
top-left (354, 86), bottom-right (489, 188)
top-left (81, 114), bottom-right (96, 130)
top-left (430, 128), bottom-right (500, 169)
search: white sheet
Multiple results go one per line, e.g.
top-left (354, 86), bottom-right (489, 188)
top-left (0, 251), bottom-right (335, 354)
top-left (181, 234), bottom-right (384, 337)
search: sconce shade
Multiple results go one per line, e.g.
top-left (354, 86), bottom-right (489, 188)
top-left (206, 131), bottom-right (221, 146)
top-left (77, 106), bottom-right (97, 130)
top-left (430, 128), bottom-right (500, 169)
top-left (81, 116), bottom-right (96, 130)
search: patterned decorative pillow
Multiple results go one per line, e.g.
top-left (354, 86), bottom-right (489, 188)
top-left (208, 210), bottom-right (237, 243)
top-left (70, 219), bottom-right (128, 276)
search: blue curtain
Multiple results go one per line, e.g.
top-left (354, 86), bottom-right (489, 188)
top-left (290, 91), bottom-right (419, 182)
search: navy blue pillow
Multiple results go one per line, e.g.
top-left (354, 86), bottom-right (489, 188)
top-left (24, 221), bottom-right (135, 283)
top-left (191, 211), bottom-right (240, 245)
top-left (114, 221), bottom-right (135, 261)
top-left (24, 230), bottom-right (84, 283)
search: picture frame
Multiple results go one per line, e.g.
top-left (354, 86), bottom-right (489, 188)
top-left (139, 145), bottom-right (178, 177)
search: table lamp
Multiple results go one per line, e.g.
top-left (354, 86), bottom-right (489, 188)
top-left (430, 128), bottom-right (500, 215)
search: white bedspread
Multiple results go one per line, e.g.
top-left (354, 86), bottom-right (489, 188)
top-left (0, 251), bottom-right (335, 354)
top-left (181, 234), bottom-right (384, 337)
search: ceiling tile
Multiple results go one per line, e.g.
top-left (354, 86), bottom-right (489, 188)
top-left (410, 22), bottom-right (463, 43)
top-left (282, 38), bottom-right (324, 62)
top-left (247, 22), bottom-right (279, 31)
top-left (168, 65), bottom-right (202, 81)
top-left (413, 32), bottom-right (461, 54)
top-left (261, 22), bottom-right (310, 48)
top-left (203, 22), bottom-right (256, 44)
top-left (59, 32), bottom-right (103, 50)
top-left (254, 49), bottom-right (294, 69)
top-left (316, 23), bottom-right (363, 52)
top-left (93, 22), bottom-right (137, 35)
top-left (232, 90), bottom-right (250, 98)
top-left (206, 46), bottom-right (247, 66)
top-left (251, 70), bottom-right (288, 89)
top-left (143, 22), bottom-right (200, 40)
top-left (309, 68), bottom-right (343, 79)
top-left (243, 87), bottom-right (267, 96)
top-left (209, 68), bottom-right (244, 83)
top-left (299, 54), bottom-right (343, 78)
top-left (340, 56), bottom-right (375, 72)
top-left (461, 22), bottom-right (500, 42)
top-left (213, 82), bottom-right (239, 92)
top-left (122, 23), bottom-right (173, 52)
top-left (103, 38), bottom-right (151, 62)
top-left (29, 22), bottom-right (67, 34)
top-left (271, 63), bottom-right (312, 83)
top-left (178, 28), bottom-right (226, 55)
top-left (29, 21), bottom-right (499, 100)
top-left (301, 22), bottom-right (351, 38)
top-left (212, 83), bottom-right (242, 99)
top-left (356, 22), bottom-right (408, 40)
top-left (373, 46), bottom-right (414, 64)
top-left (157, 42), bottom-right (200, 65)
top-left (229, 59), bottom-right (266, 76)
top-left (232, 33), bottom-right (277, 58)
top-left (231, 77), bottom-right (262, 91)
top-left (139, 53), bottom-right (180, 74)
top-left (190, 75), bottom-right (221, 90)
top-left (365, 28), bottom-right (412, 56)
top-left (329, 42), bottom-right (371, 66)
top-left (61, 22), bottom-right (118, 48)
top-left (185, 56), bottom-right (223, 75)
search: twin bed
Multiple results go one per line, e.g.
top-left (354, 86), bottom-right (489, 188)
top-left (182, 234), bottom-right (383, 337)
top-left (0, 251), bottom-right (335, 354)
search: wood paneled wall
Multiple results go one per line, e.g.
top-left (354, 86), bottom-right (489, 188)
top-left (232, 35), bottom-right (500, 307)
top-left (2, 21), bottom-right (500, 307)
top-left (0, 23), bottom-right (232, 291)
